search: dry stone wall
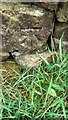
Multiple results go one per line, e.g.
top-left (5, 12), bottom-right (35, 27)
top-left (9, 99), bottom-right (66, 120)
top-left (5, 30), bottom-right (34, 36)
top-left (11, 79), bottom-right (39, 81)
top-left (54, 2), bottom-right (68, 41)
top-left (0, 2), bottom-right (68, 67)
top-left (38, 2), bottom-right (68, 51)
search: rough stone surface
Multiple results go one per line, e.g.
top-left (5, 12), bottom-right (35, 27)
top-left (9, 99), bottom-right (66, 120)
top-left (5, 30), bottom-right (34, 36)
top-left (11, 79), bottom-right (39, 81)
top-left (54, 2), bottom-right (68, 53)
top-left (0, 52), bottom-right (10, 61)
top-left (1, 3), bottom-right (54, 54)
top-left (54, 22), bottom-right (68, 42)
top-left (0, 2), bottom-right (68, 68)
top-left (54, 38), bottom-right (68, 53)
top-left (54, 22), bottom-right (68, 52)
top-left (56, 2), bottom-right (68, 22)
top-left (37, 2), bottom-right (58, 11)
top-left (15, 51), bottom-right (50, 68)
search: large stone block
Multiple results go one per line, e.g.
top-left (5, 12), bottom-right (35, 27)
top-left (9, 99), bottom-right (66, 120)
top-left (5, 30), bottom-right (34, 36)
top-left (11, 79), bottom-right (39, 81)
top-left (1, 3), bottom-right (54, 55)
top-left (15, 51), bottom-right (50, 68)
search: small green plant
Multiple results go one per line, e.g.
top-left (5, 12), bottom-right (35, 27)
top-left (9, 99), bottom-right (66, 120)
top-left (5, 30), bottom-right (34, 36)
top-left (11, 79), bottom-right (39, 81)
top-left (0, 34), bottom-right (68, 119)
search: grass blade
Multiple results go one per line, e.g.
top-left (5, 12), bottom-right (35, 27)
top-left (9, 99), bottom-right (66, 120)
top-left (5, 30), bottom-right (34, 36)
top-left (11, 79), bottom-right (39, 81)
top-left (59, 32), bottom-right (64, 61)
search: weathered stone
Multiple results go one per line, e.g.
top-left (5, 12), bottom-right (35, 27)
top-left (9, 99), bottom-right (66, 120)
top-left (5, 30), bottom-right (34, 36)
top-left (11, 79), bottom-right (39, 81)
top-left (1, 2), bottom-right (68, 68)
top-left (54, 22), bottom-right (68, 52)
top-left (54, 22), bottom-right (68, 41)
top-left (56, 2), bottom-right (68, 22)
top-left (15, 51), bottom-right (50, 68)
top-left (54, 38), bottom-right (68, 53)
top-left (37, 2), bottom-right (58, 11)
top-left (1, 3), bottom-right (54, 55)
top-left (0, 51), bottom-right (10, 61)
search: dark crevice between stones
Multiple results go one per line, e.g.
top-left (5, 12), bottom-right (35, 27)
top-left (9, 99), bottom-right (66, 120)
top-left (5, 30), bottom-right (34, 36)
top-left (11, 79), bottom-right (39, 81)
top-left (47, 33), bottom-right (52, 50)
top-left (47, 34), bottom-right (59, 52)
top-left (47, 10), bottom-right (56, 51)
top-left (8, 52), bottom-right (14, 60)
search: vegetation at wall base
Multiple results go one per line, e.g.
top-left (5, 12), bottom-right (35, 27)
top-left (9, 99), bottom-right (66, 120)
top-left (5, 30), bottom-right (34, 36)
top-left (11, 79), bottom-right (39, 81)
top-left (0, 34), bottom-right (68, 120)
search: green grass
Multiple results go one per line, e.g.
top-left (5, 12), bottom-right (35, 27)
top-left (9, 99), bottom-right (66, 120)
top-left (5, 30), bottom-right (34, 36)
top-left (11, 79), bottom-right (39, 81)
top-left (0, 35), bottom-right (68, 120)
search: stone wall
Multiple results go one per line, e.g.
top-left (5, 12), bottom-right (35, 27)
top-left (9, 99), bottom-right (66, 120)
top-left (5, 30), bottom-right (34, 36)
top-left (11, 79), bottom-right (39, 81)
top-left (39, 2), bottom-right (68, 41)
top-left (40, 2), bottom-right (68, 51)
top-left (0, 2), bottom-right (68, 67)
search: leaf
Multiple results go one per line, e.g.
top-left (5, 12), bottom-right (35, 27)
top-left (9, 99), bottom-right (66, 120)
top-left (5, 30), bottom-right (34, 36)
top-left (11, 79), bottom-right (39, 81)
top-left (50, 98), bottom-right (61, 108)
top-left (31, 87), bottom-right (35, 104)
top-left (59, 32), bottom-right (64, 61)
top-left (51, 35), bottom-right (55, 51)
top-left (35, 90), bottom-right (41, 95)
top-left (48, 88), bottom-right (57, 97)
top-left (61, 99), bottom-right (66, 119)
top-left (0, 105), bottom-right (12, 112)
top-left (36, 52), bottom-right (51, 67)
top-left (52, 83), bottom-right (64, 91)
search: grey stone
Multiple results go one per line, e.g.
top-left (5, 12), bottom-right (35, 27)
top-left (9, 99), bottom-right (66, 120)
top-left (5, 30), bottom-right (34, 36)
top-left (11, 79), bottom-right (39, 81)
top-left (1, 3), bottom-right (54, 54)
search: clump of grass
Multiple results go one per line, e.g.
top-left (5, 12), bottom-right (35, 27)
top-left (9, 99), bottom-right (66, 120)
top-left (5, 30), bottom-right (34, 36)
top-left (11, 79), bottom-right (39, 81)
top-left (0, 34), bottom-right (68, 120)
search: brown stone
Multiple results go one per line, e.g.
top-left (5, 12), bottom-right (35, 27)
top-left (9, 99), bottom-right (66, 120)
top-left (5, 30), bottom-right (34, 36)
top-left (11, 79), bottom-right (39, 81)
top-left (56, 2), bottom-right (68, 22)
top-left (54, 22), bottom-right (68, 41)
top-left (39, 2), bottom-right (58, 11)
top-left (1, 3), bottom-right (54, 55)
top-left (54, 38), bottom-right (68, 52)
top-left (15, 51), bottom-right (50, 68)
top-left (54, 22), bottom-right (68, 52)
